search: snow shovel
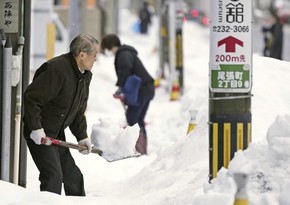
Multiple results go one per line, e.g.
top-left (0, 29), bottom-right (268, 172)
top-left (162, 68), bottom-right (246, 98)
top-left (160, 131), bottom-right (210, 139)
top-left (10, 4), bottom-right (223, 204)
top-left (41, 137), bottom-right (141, 162)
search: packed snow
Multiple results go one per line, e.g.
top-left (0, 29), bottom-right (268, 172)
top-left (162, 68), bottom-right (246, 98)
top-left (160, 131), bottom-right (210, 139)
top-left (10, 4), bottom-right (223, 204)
top-left (1, 9), bottom-right (290, 205)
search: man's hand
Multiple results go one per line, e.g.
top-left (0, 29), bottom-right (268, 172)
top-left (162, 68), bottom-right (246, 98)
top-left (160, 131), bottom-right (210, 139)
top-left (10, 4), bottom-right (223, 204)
top-left (30, 128), bottom-right (46, 145)
top-left (78, 138), bottom-right (92, 154)
top-left (113, 87), bottom-right (124, 101)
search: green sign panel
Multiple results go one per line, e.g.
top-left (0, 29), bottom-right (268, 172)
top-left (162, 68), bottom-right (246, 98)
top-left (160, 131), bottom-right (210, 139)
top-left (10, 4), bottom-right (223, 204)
top-left (211, 64), bottom-right (250, 92)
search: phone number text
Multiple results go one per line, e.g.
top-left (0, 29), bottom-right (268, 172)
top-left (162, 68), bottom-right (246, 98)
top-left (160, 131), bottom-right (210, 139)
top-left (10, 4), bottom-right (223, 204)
top-left (212, 25), bottom-right (250, 32)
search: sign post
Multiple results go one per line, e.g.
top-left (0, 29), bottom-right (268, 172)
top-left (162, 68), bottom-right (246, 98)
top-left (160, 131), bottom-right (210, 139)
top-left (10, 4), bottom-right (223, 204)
top-left (209, 0), bottom-right (253, 180)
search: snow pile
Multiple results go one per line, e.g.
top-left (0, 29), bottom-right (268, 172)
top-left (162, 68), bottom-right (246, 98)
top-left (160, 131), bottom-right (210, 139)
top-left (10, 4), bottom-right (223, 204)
top-left (91, 117), bottom-right (140, 161)
top-left (266, 114), bottom-right (290, 161)
top-left (0, 180), bottom-right (78, 205)
top-left (197, 114), bottom-right (290, 204)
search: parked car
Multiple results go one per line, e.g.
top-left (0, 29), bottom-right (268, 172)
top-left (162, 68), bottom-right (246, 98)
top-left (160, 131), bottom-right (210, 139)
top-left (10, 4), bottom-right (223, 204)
top-left (184, 8), bottom-right (209, 26)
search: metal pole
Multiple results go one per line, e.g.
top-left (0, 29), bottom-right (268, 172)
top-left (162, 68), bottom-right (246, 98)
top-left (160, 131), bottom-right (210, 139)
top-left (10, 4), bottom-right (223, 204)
top-left (167, 0), bottom-right (177, 96)
top-left (69, 0), bottom-right (81, 42)
top-left (1, 37), bottom-right (12, 182)
top-left (157, 0), bottom-right (163, 70)
top-left (175, 0), bottom-right (184, 93)
top-left (0, 33), bottom-right (6, 125)
top-left (168, 0), bottom-right (176, 77)
top-left (0, 33), bottom-right (3, 176)
top-left (114, 0), bottom-right (119, 34)
top-left (106, 0), bottom-right (118, 34)
top-left (256, 0), bottom-right (260, 9)
top-left (12, 36), bottom-right (25, 184)
top-left (98, 0), bottom-right (107, 38)
top-left (156, 0), bottom-right (166, 86)
top-left (19, 0), bottom-right (31, 188)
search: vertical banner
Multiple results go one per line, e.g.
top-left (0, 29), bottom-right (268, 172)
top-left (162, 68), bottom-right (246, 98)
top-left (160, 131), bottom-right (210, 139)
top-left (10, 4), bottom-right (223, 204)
top-left (209, 0), bottom-right (252, 93)
top-left (0, 0), bottom-right (19, 33)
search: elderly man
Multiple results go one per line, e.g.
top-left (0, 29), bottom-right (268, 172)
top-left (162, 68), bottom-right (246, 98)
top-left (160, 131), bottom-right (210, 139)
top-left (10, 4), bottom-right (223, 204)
top-left (23, 34), bottom-right (99, 196)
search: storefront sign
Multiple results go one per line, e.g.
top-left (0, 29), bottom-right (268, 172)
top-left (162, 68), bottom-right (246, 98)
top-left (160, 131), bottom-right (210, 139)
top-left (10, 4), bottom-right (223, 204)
top-left (0, 0), bottom-right (19, 33)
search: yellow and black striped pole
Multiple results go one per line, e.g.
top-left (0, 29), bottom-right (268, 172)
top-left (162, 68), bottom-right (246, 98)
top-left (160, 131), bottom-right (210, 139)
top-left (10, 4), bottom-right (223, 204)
top-left (208, 0), bottom-right (253, 180)
top-left (209, 111), bottom-right (251, 179)
top-left (175, 18), bottom-right (183, 93)
top-left (155, 0), bottom-right (168, 88)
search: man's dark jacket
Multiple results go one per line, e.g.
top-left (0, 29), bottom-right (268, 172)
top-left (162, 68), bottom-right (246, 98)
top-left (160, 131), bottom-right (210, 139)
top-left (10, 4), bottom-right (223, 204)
top-left (23, 52), bottom-right (92, 141)
top-left (114, 45), bottom-right (154, 101)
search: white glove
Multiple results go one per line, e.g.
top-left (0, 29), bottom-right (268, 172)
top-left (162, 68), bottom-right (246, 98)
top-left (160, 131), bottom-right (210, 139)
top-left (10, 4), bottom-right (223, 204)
top-left (30, 128), bottom-right (46, 145)
top-left (78, 138), bottom-right (92, 154)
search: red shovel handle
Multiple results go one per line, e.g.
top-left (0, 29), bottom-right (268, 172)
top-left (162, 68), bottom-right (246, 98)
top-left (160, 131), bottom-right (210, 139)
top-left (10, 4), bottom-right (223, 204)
top-left (41, 137), bottom-right (103, 155)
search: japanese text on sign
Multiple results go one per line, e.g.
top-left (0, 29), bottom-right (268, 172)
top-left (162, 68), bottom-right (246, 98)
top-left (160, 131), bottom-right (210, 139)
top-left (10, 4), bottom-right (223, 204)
top-left (0, 0), bottom-right (19, 32)
top-left (226, 3), bottom-right (244, 23)
top-left (210, 0), bottom-right (252, 93)
top-left (211, 64), bottom-right (250, 91)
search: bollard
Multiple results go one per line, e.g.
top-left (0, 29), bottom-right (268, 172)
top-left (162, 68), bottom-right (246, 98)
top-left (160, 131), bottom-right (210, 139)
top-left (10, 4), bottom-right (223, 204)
top-left (186, 110), bottom-right (198, 134)
top-left (154, 78), bottom-right (161, 88)
top-left (170, 71), bottom-right (180, 101)
top-left (233, 173), bottom-right (249, 205)
top-left (154, 69), bottom-right (162, 88)
top-left (170, 79), bottom-right (180, 101)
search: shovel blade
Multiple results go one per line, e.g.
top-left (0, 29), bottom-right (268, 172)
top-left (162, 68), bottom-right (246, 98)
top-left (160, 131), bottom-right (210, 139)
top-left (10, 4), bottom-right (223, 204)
top-left (101, 151), bottom-right (141, 162)
top-left (44, 137), bottom-right (141, 162)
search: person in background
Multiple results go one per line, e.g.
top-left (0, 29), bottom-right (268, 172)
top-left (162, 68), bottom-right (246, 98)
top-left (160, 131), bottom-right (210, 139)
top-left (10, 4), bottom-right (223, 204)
top-left (270, 16), bottom-right (283, 60)
top-left (138, 1), bottom-right (152, 34)
top-left (262, 24), bottom-right (272, 57)
top-left (23, 34), bottom-right (99, 196)
top-left (100, 34), bottom-right (155, 155)
top-left (269, 7), bottom-right (284, 60)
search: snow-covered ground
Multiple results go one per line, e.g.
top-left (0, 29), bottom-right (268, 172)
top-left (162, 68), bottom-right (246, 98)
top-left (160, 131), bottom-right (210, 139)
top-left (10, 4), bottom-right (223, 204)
top-left (1, 9), bottom-right (290, 205)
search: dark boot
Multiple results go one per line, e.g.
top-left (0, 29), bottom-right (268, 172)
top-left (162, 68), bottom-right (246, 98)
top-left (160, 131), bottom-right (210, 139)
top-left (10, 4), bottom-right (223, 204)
top-left (135, 127), bottom-right (147, 155)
